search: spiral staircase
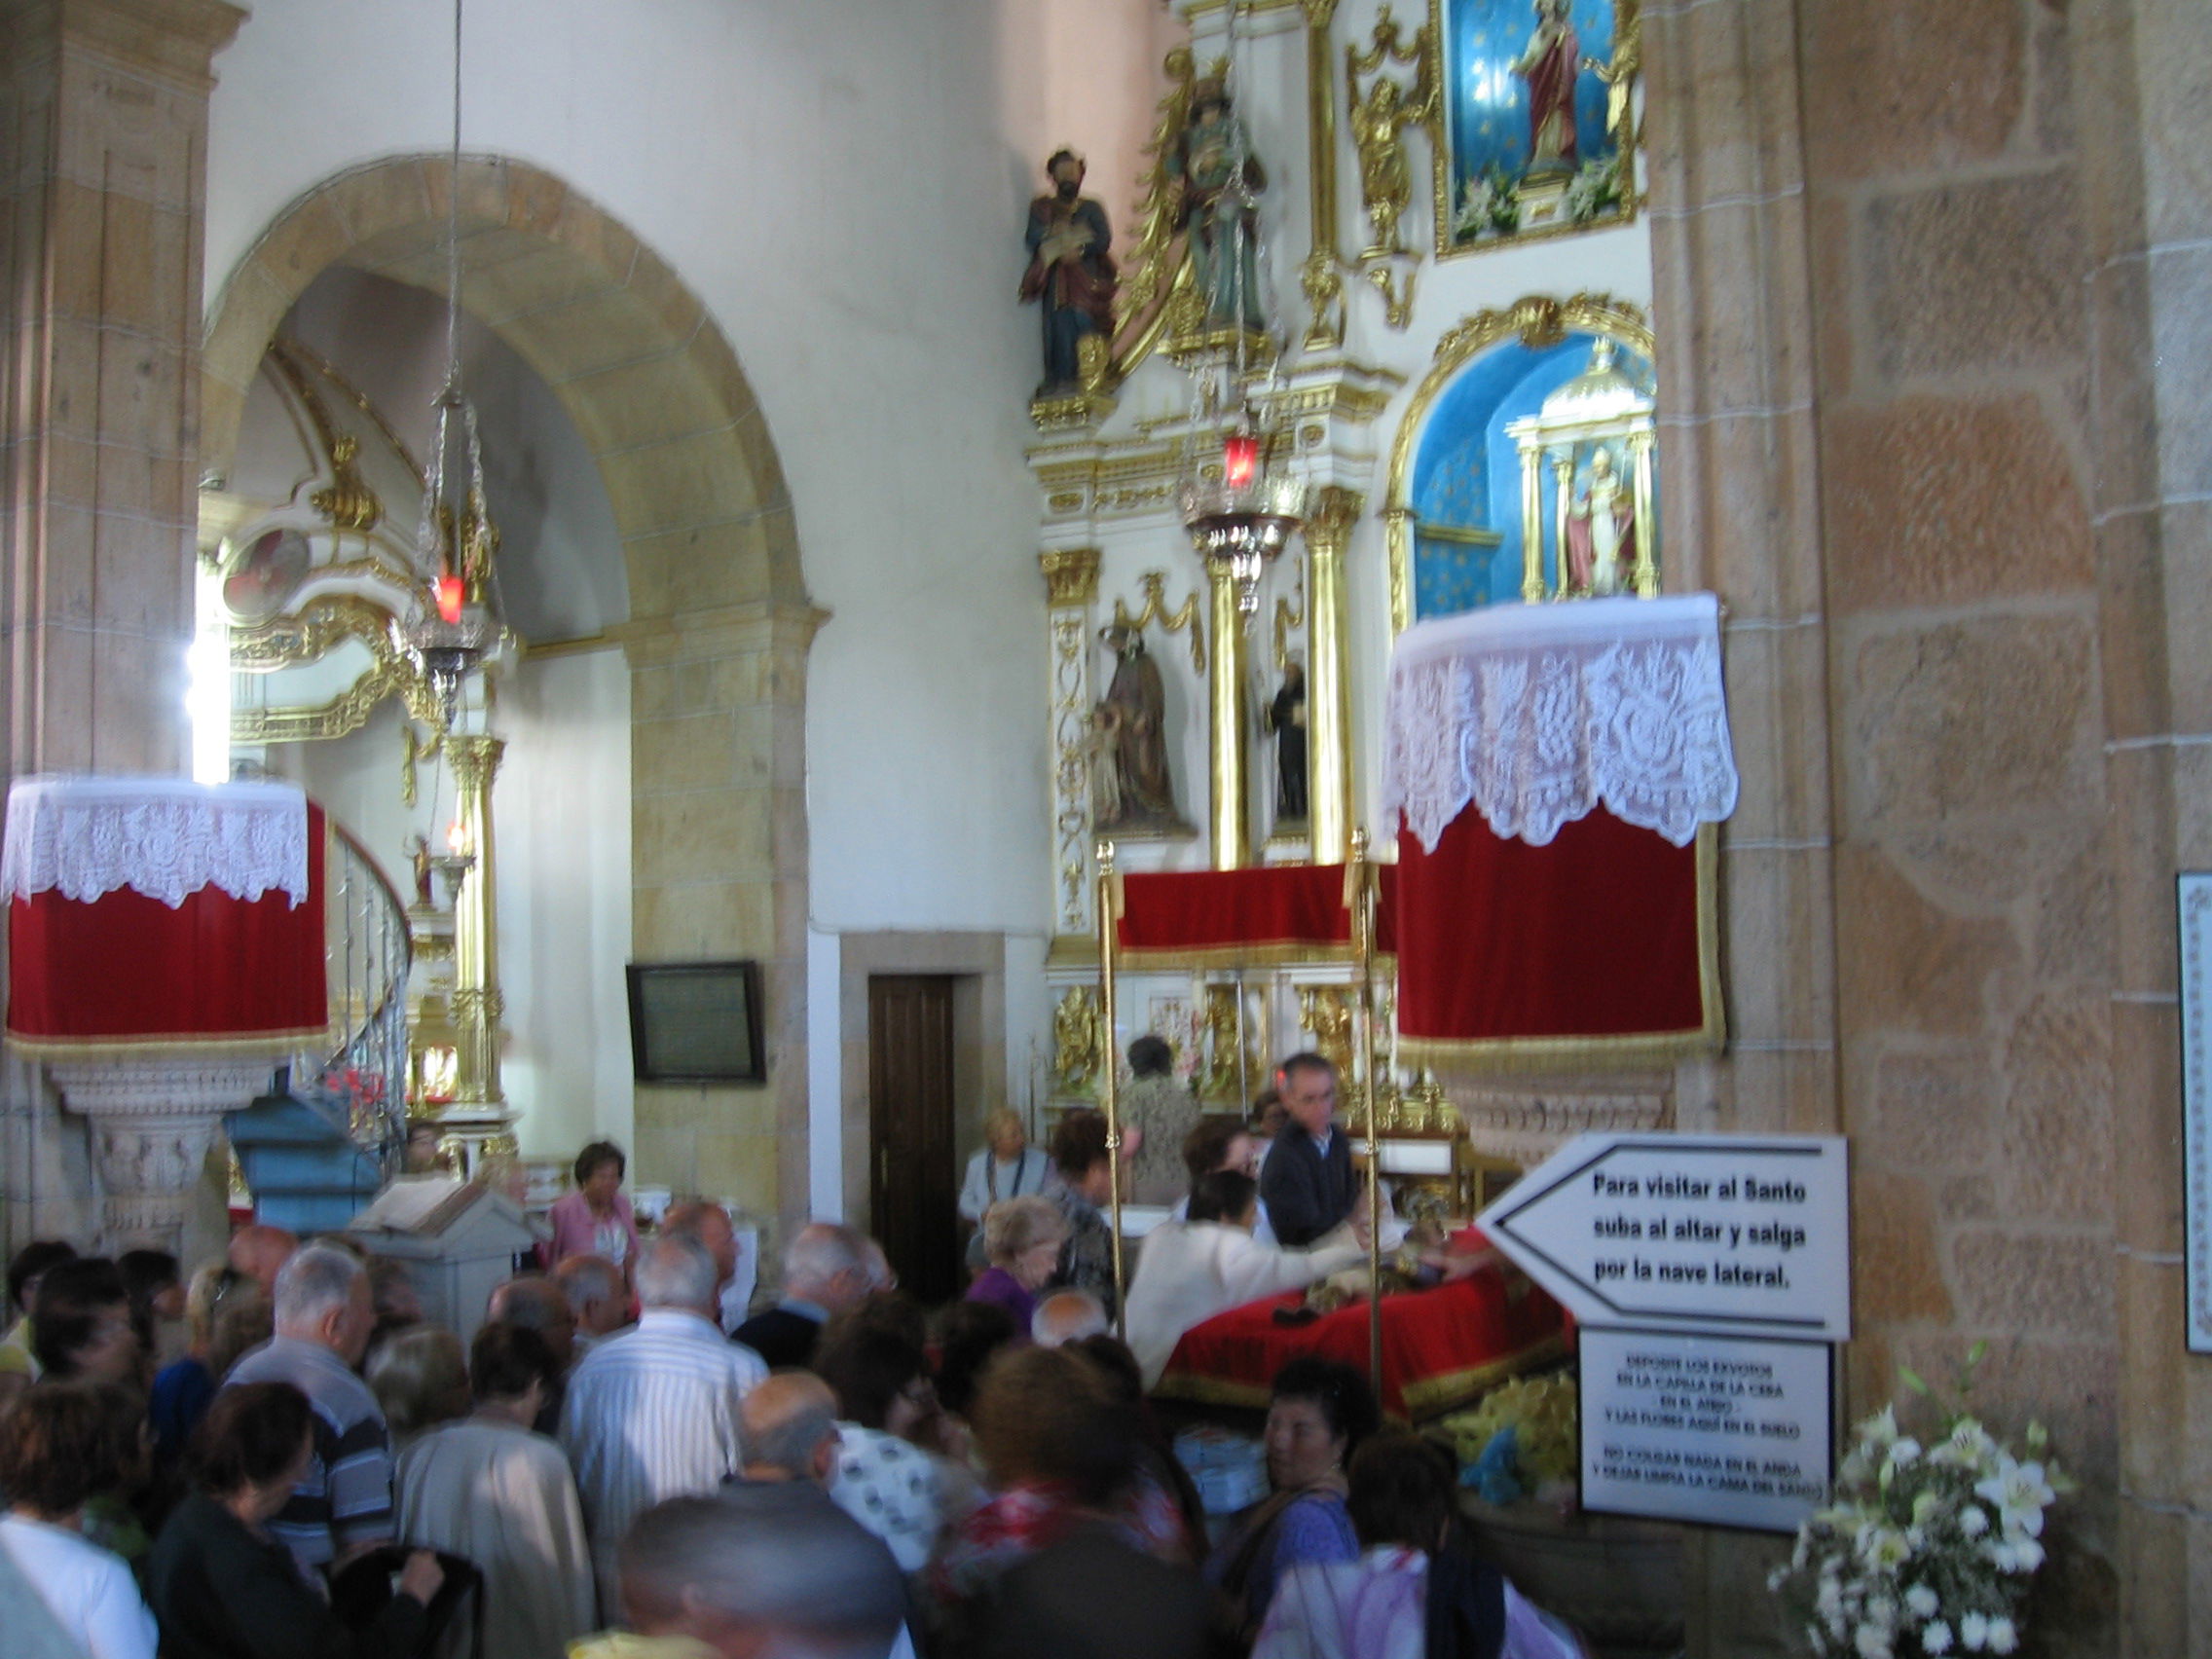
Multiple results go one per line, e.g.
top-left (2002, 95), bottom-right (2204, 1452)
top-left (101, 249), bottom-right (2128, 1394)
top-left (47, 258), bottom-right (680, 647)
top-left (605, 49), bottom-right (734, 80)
top-left (224, 817), bottom-right (413, 1234)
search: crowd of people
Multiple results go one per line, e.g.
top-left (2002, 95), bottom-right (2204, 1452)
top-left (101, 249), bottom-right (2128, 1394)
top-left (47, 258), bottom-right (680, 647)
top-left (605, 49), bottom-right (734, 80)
top-left (0, 1051), bottom-right (1583, 1659)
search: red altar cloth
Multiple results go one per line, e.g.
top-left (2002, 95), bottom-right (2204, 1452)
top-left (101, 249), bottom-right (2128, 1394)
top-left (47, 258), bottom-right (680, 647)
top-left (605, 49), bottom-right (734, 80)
top-left (1117, 863), bottom-right (1397, 967)
top-left (1392, 803), bottom-right (1713, 1070)
top-left (1154, 1259), bottom-right (1569, 1421)
top-left (7, 807), bottom-right (328, 1054)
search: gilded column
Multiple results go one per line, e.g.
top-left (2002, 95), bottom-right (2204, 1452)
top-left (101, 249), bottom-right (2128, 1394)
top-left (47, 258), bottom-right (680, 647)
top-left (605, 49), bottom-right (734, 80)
top-left (441, 732), bottom-right (511, 1165)
top-left (1304, 486), bottom-right (1362, 864)
top-left (1040, 549), bottom-right (1102, 936)
top-left (1206, 564), bottom-right (1252, 871)
top-left (1517, 438), bottom-right (1546, 602)
top-left (1627, 425), bottom-right (1658, 597)
top-left (1299, 0), bottom-right (1346, 351)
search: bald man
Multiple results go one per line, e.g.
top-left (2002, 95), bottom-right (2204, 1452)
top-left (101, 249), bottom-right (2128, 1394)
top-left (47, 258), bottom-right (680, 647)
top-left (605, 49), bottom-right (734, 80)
top-left (610, 1491), bottom-right (909, 1659)
top-left (227, 1224), bottom-right (298, 1295)
top-left (734, 1371), bottom-right (841, 1486)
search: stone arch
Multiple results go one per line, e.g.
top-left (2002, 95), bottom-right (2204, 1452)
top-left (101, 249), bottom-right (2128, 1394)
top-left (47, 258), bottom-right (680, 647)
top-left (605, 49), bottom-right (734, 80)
top-left (201, 155), bottom-right (819, 1226)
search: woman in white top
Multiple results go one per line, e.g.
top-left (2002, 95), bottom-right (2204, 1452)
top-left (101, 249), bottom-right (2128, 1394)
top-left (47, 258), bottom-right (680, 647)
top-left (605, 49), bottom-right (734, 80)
top-left (0, 1384), bottom-right (158, 1659)
top-left (1124, 1169), bottom-right (1368, 1388)
top-left (959, 1111), bottom-right (1056, 1273)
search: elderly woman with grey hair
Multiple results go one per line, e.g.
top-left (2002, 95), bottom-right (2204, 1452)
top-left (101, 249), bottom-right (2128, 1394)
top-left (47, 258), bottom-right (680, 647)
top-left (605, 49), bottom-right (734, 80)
top-left (963, 1196), bottom-right (1068, 1335)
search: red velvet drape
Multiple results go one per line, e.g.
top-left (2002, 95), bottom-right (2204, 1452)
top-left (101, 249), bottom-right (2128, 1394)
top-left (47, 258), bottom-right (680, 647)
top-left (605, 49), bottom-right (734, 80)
top-left (1392, 803), bottom-right (1703, 1047)
top-left (7, 806), bottom-right (328, 1051)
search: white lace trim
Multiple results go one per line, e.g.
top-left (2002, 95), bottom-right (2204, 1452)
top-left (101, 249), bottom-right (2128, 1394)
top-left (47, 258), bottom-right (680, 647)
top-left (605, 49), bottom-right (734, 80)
top-left (4, 776), bottom-right (311, 909)
top-left (1382, 595), bottom-right (1739, 851)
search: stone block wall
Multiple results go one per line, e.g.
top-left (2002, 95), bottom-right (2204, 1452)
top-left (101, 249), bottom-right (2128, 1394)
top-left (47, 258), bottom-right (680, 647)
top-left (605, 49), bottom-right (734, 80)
top-left (1646, 0), bottom-right (2212, 1649)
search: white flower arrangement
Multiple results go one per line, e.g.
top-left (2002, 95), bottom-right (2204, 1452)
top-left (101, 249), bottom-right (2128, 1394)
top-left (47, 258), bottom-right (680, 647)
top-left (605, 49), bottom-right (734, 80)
top-left (1768, 1346), bottom-right (2071, 1659)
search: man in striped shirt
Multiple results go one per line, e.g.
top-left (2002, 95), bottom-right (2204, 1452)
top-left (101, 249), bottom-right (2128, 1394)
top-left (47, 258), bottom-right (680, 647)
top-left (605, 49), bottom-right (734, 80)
top-left (560, 1233), bottom-right (768, 1607)
top-left (223, 1242), bottom-right (391, 1578)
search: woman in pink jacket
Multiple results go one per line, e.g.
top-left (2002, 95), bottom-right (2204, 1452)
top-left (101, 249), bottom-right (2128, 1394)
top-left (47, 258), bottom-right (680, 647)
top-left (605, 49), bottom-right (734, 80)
top-left (542, 1142), bottom-right (640, 1283)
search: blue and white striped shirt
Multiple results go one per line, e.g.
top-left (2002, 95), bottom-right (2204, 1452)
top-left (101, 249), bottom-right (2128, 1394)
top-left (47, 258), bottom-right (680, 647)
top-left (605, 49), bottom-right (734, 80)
top-left (558, 1309), bottom-right (767, 1599)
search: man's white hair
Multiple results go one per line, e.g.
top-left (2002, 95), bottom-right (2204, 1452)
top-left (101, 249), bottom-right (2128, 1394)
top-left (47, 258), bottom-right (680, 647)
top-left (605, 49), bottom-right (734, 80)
top-left (273, 1242), bottom-right (364, 1329)
top-left (783, 1222), bottom-right (869, 1296)
top-left (555, 1253), bottom-right (623, 1312)
top-left (1031, 1288), bottom-right (1109, 1347)
top-left (634, 1235), bottom-right (718, 1311)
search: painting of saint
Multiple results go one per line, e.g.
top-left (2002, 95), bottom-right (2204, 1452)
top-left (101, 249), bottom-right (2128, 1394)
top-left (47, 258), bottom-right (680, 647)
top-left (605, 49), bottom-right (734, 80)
top-left (1432, 0), bottom-right (1639, 253)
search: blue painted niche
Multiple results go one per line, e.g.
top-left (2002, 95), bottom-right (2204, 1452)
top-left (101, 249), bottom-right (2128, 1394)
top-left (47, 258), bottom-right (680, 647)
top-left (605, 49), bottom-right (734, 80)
top-left (1409, 330), bottom-right (1656, 618)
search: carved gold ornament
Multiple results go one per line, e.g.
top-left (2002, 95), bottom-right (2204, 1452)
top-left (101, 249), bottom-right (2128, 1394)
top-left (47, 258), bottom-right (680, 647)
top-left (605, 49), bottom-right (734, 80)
top-left (1052, 985), bottom-right (1106, 1094)
top-left (1347, 5), bottom-right (1438, 261)
top-left (1111, 571), bottom-right (1206, 675)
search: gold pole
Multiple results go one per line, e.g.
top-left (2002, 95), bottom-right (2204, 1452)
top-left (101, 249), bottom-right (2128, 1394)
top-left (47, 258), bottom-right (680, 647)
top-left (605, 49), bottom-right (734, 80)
top-left (1305, 486), bottom-right (1362, 864)
top-left (1095, 839), bottom-right (1128, 1338)
top-left (1350, 826), bottom-right (1384, 1392)
top-left (1517, 437), bottom-right (1545, 602)
top-left (443, 731), bottom-right (511, 1170)
top-left (1205, 562), bottom-right (1251, 871)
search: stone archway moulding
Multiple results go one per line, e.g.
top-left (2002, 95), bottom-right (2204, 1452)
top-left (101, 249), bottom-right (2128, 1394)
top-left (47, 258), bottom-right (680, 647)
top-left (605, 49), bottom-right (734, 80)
top-left (199, 154), bottom-right (821, 1225)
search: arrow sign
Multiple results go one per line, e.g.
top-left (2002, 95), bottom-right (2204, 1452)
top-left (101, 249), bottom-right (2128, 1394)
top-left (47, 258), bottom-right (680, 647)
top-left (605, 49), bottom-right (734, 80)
top-left (1476, 1134), bottom-right (1851, 1343)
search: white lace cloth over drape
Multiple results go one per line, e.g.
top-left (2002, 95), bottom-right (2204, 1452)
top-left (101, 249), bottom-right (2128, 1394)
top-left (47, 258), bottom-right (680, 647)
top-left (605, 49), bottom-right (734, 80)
top-left (1382, 595), bottom-right (1739, 851)
top-left (3, 777), bottom-right (311, 908)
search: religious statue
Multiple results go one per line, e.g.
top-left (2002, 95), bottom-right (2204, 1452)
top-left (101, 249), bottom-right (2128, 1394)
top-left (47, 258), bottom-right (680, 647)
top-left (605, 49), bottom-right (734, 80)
top-left (1512, 0), bottom-right (1581, 179)
top-left (1264, 658), bottom-right (1309, 822)
top-left (1172, 78), bottom-right (1267, 331)
top-left (1018, 149), bottom-right (1117, 394)
top-left (406, 832), bottom-right (435, 907)
top-left (1093, 623), bottom-right (1182, 830)
top-left (1564, 447), bottom-right (1636, 596)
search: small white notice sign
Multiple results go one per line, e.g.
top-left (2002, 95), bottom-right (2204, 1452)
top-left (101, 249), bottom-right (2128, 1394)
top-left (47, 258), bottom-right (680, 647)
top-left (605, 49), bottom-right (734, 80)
top-left (1579, 1327), bottom-right (1832, 1532)
top-left (1476, 1133), bottom-right (1851, 1342)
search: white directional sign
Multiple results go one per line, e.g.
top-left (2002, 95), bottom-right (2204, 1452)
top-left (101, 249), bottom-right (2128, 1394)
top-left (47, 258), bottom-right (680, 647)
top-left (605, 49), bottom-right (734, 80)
top-left (1476, 1133), bottom-right (1851, 1342)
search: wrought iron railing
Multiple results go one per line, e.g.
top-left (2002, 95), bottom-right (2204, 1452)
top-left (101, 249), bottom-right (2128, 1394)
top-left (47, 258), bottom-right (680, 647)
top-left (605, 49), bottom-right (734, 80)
top-left (287, 816), bottom-right (413, 1172)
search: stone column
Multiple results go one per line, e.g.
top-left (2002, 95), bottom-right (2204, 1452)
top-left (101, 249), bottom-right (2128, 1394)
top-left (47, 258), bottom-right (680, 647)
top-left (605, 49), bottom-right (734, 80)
top-left (0, 0), bottom-right (245, 777)
top-left (50, 1059), bottom-right (272, 1260)
top-left (1302, 486), bottom-right (1360, 863)
top-left (1040, 549), bottom-right (1101, 937)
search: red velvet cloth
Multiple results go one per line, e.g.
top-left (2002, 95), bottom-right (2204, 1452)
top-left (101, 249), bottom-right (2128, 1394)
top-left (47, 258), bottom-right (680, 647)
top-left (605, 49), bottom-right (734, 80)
top-left (7, 806), bottom-right (327, 1051)
top-left (1154, 1259), bottom-right (1568, 1421)
top-left (1393, 803), bottom-right (1702, 1047)
top-left (1116, 864), bottom-right (1398, 962)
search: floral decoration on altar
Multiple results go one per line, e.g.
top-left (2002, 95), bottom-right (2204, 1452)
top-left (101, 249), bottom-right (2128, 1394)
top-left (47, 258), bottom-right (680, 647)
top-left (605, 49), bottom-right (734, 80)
top-left (1769, 1346), bottom-right (2070, 1659)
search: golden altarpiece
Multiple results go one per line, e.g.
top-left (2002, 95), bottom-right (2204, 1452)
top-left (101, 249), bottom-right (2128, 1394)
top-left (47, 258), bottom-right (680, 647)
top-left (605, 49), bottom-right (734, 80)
top-left (1026, 0), bottom-right (1668, 1203)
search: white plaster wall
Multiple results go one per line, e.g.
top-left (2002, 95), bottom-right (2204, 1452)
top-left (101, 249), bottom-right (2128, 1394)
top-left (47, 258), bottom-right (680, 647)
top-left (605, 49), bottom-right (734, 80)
top-left (204, 0), bottom-right (1128, 947)
top-left (495, 649), bottom-right (635, 1161)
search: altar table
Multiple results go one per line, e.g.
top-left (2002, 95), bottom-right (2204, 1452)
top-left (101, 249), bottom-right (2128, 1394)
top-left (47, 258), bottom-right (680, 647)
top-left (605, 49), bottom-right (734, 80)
top-left (1153, 1257), bottom-right (1569, 1422)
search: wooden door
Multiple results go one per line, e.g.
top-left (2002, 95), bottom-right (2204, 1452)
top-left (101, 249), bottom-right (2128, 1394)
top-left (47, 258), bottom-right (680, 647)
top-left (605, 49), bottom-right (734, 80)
top-left (867, 975), bottom-right (959, 1304)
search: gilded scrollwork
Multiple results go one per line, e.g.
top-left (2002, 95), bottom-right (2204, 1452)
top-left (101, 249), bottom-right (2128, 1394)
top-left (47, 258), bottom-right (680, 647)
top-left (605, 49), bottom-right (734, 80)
top-left (1110, 571), bottom-right (1205, 675)
top-left (1051, 611), bottom-right (1095, 935)
top-left (1346, 5), bottom-right (1437, 260)
top-left (1198, 982), bottom-right (1262, 1103)
top-left (1298, 984), bottom-right (1356, 1078)
top-left (1366, 263), bottom-right (1418, 330)
top-left (1039, 548), bottom-right (1102, 608)
top-left (1052, 985), bottom-right (1105, 1094)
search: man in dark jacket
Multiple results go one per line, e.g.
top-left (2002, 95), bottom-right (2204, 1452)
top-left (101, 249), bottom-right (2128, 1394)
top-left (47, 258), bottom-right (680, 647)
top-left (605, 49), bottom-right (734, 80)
top-left (1258, 1052), bottom-right (1355, 1246)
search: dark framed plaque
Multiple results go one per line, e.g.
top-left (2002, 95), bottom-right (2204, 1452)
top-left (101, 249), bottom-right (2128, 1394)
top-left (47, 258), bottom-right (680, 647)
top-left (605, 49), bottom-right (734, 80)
top-left (625, 960), bottom-right (765, 1085)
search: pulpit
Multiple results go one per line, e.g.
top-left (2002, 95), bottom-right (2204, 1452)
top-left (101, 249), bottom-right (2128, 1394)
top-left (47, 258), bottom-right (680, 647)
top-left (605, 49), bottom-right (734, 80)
top-left (4, 777), bottom-right (328, 1249)
top-left (1381, 593), bottom-right (1737, 1073)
